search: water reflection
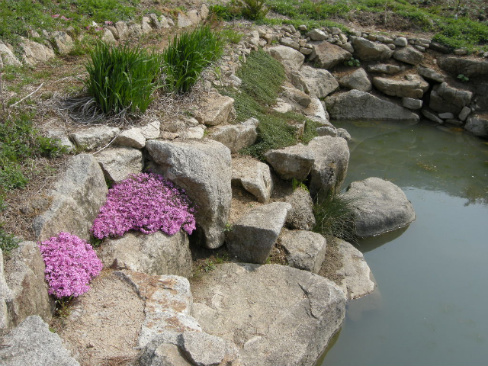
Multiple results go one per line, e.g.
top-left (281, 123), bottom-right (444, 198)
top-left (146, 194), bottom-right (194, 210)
top-left (342, 120), bottom-right (488, 204)
top-left (321, 121), bottom-right (488, 366)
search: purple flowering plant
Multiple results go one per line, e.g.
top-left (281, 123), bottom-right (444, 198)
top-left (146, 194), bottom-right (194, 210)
top-left (91, 172), bottom-right (196, 240)
top-left (39, 232), bottom-right (103, 299)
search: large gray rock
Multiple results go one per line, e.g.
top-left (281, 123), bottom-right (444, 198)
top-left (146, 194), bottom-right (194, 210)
top-left (0, 249), bottom-right (12, 332)
top-left (372, 75), bottom-right (428, 99)
top-left (208, 123), bottom-right (257, 153)
top-left (33, 154), bottom-right (108, 241)
top-left (0, 315), bottom-right (79, 366)
top-left (100, 231), bottom-right (192, 278)
top-left (146, 139), bottom-right (232, 249)
top-left (95, 147), bottom-right (143, 183)
top-left (192, 263), bottom-right (346, 366)
top-left (265, 144), bottom-right (315, 181)
top-left (392, 46), bottom-right (423, 65)
top-left (438, 56), bottom-right (488, 78)
top-left (331, 238), bottom-right (376, 300)
top-left (268, 45), bottom-right (305, 72)
top-left (69, 126), bottom-right (120, 151)
top-left (232, 157), bottom-right (273, 203)
top-left (283, 187), bottom-right (316, 231)
top-left (0, 41), bottom-right (22, 67)
top-left (226, 202), bottom-right (291, 264)
top-left (3, 242), bottom-right (53, 331)
top-left (339, 68), bottom-right (372, 92)
top-left (309, 41), bottom-right (352, 69)
top-left (465, 114), bottom-right (488, 137)
top-left (342, 177), bottom-right (416, 237)
top-left (350, 37), bottom-right (393, 61)
top-left (325, 90), bottom-right (420, 122)
top-left (429, 82), bottom-right (473, 114)
top-left (280, 229), bottom-right (327, 274)
top-left (307, 136), bottom-right (350, 197)
top-left (195, 94), bottom-right (235, 126)
top-left (296, 66), bottom-right (339, 98)
top-left (20, 37), bottom-right (55, 65)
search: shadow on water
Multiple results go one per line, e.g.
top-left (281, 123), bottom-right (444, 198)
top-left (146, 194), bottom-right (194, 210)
top-left (355, 226), bottom-right (408, 253)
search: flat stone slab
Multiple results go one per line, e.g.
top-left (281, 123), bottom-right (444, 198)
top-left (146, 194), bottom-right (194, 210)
top-left (226, 202), bottom-right (291, 264)
top-left (191, 263), bottom-right (346, 366)
top-left (342, 177), bottom-right (416, 237)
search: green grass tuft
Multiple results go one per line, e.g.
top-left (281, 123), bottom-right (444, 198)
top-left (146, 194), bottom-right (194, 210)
top-left (313, 191), bottom-right (358, 243)
top-left (162, 26), bottom-right (224, 94)
top-left (85, 42), bottom-right (162, 115)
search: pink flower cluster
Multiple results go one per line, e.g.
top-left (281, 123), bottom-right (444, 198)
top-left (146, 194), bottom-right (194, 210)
top-left (51, 14), bottom-right (71, 21)
top-left (91, 173), bottom-right (196, 239)
top-left (39, 232), bottom-right (102, 298)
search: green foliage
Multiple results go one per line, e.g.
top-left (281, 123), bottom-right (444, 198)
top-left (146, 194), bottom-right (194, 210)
top-left (220, 28), bottom-right (244, 44)
top-left (0, 224), bottom-right (20, 254)
top-left (457, 73), bottom-right (469, 82)
top-left (313, 191), bottom-right (357, 243)
top-left (85, 42), bottom-right (162, 114)
top-left (344, 57), bottom-right (361, 67)
top-left (267, 0), bottom-right (488, 51)
top-left (433, 17), bottom-right (488, 51)
top-left (162, 26), bottom-right (224, 94)
top-left (292, 178), bottom-right (308, 192)
top-left (236, 0), bottom-right (269, 21)
top-left (0, 0), bottom-right (139, 48)
top-left (0, 112), bottom-right (66, 207)
top-left (237, 50), bottom-right (285, 107)
top-left (223, 50), bottom-right (318, 159)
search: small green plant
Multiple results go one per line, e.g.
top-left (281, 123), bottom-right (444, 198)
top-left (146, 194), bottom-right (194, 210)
top-left (220, 28), bottom-right (244, 44)
top-left (85, 42), bottom-right (162, 115)
top-left (235, 0), bottom-right (269, 20)
top-left (344, 57), bottom-right (361, 67)
top-left (313, 190), bottom-right (357, 243)
top-left (457, 73), bottom-right (469, 82)
top-left (0, 225), bottom-right (20, 254)
top-left (162, 26), bottom-right (224, 94)
top-left (292, 178), bottom-right (308, 191)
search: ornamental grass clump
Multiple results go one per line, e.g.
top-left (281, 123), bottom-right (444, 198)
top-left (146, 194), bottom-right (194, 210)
top-left (91, 172), bottom-right (196, 240)
top-left (39, 232), bottom-right (102, 298)
top-left (85, 42), bottom-right (162, 115)
top-left (162, 26), bottom-right (224, 93)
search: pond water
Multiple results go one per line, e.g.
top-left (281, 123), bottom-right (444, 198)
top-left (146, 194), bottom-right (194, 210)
top-left (319, 120), bottom-right (488, 366)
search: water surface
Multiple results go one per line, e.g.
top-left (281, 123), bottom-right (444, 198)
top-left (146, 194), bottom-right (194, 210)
top-left (320, 120), bottom-right (488, 366)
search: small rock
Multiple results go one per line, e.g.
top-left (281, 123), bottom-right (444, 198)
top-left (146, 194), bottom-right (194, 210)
top-left (226, 202), bottom-right (291, 264)
top-left (232, 157), bottom-right (273, 203)
top-left (402, 97), bottom-right (423, 110)
top-left (458, 106), bottom-right (471, 122)
top-left (70, 126), bottom-right (120, 151)
top-left (95, 147), bottom-right (143, 183)
top-left (283, 187), bottom-right (316, 230)
top-left (280, 229), bottom-right (326, 274)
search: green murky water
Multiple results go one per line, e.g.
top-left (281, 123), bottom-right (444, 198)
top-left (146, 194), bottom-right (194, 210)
top-left (319, 120), bottom-right (488, 366)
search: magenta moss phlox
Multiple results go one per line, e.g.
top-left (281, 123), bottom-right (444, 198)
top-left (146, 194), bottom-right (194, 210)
top-left (91, 172), bottom-right (196, 239)
top-left (39, 232), bottom-right (103, 298)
